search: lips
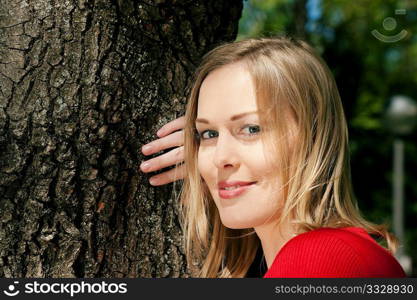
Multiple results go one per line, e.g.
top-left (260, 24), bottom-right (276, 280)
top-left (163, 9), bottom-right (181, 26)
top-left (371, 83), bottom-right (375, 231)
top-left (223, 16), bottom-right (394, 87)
top-left (218, 181), bottom-right (257, 199)
top-left (218, 181), bottom-right (257, 189)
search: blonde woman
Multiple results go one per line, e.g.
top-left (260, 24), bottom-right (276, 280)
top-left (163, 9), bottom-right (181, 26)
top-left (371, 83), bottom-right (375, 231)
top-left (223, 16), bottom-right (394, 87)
top-left (139, 37), bottom-right (406, 278)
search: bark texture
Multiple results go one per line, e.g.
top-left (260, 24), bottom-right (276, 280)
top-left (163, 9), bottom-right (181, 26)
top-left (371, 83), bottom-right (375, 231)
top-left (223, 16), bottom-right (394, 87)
top-left (0, 0), bottom-right (242, 277)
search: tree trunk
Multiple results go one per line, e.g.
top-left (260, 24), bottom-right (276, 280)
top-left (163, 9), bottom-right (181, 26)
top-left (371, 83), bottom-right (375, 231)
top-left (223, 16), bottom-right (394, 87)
top-left (0, 0), bottom-right (242, 278)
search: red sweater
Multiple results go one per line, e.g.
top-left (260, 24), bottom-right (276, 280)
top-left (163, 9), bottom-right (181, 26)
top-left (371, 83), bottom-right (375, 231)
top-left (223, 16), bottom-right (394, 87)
top-left (263, 227), bottom-right (406, 278)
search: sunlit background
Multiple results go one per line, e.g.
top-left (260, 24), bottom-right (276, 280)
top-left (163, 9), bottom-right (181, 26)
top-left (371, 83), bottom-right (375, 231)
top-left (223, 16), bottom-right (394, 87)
top-left (238, 0), bottom-right (417, 276)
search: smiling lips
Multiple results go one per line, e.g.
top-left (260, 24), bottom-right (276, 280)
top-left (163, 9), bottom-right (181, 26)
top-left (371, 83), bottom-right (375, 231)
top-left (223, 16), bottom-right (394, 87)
top-left (218, 181), bottom-right (257, 199)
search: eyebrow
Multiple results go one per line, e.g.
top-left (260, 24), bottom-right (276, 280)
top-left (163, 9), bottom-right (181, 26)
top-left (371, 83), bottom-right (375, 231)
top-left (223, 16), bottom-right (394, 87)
top-left (195, 111), bottom-right (258, 124)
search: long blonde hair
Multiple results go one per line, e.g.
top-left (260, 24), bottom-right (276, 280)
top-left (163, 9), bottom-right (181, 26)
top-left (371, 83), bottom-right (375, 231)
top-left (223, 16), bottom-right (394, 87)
top-left (175, 36), bottom-right (399, 278)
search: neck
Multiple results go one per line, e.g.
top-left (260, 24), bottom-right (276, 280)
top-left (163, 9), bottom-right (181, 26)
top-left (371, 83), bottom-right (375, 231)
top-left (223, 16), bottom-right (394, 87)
top-left (254, 217), bottom-right (296, 269)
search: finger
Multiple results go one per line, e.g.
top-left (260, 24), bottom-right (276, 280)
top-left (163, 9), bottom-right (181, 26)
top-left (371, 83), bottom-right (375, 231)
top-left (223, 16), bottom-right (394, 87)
top-left (141, 130), bottom-right (184, 155)
top-left (157, 116), bottom-right (186, 138)
top-left (149, 163), bottom-right (186, 186)
top-left (140, 146), bottom-right (184, 173)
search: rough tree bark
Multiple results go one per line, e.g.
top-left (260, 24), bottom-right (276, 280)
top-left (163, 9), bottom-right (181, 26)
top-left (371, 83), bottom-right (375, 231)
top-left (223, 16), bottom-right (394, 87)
top-left (0, 0), bottom-right (242, 277)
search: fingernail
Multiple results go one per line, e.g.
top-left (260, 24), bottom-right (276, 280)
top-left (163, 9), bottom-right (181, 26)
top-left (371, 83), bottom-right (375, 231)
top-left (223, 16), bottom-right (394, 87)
top-left (142, 144), bottom-right (152, 153)
top-left (149, 177), bottom-right (158, 185)
top-left (140, 162), bottom-right (150, 171)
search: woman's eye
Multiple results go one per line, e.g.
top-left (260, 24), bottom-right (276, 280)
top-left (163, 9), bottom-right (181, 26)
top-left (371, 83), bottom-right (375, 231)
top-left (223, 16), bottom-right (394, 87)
top-left (197, 125), bottom-right (260, 141)
top-left (200, 130), bottom-right (218, 140)
top-left (242, 125), bottom-right (261, 135)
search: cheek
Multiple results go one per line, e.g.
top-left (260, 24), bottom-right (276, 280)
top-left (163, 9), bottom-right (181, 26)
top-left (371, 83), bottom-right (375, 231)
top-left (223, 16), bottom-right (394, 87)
top-left (245, 146), bottom-right (274, 177)
top-left (197, 148), bottom-right (211, 182)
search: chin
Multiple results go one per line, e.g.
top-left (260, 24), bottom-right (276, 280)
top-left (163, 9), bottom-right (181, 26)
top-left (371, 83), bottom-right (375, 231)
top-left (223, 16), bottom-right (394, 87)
top-left (219, 215), bottom-right (253, 230)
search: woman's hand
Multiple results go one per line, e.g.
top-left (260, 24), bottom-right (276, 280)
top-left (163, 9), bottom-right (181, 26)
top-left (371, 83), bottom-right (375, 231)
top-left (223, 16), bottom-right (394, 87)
top-left (139, 116), bottom-right (186, 186)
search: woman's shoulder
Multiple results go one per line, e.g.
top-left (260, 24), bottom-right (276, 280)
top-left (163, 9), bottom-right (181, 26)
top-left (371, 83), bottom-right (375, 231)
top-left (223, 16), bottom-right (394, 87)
top-left (263, 227), bottom-right (406, 278)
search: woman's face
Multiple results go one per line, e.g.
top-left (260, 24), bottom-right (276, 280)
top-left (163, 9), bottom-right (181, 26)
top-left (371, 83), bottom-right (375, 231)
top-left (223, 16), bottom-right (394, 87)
top-left (196, 62), bottom-right (285, 229)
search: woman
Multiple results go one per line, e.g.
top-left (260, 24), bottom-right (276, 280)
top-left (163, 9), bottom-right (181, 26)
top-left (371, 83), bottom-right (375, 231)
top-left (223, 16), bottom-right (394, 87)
top-left (139, 37), bottom-right (406, 278)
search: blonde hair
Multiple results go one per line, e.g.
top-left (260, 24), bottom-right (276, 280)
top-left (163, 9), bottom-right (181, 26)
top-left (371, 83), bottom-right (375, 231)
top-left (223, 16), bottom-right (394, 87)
top-left (175, 36), bottom-right (399, 278)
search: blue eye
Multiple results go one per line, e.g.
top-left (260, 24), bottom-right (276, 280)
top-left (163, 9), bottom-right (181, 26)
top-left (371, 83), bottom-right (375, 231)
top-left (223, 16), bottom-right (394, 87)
top-left (197, 125), bottom-right (260, 141)
top-left (243, 125), bottom-right (260, 135)
top-left (200, 130), bottom-right (218, 140)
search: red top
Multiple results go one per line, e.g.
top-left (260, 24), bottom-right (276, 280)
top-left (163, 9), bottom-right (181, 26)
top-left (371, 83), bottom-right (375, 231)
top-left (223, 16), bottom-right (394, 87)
top-left (263, 227), bottom-right (406, 278)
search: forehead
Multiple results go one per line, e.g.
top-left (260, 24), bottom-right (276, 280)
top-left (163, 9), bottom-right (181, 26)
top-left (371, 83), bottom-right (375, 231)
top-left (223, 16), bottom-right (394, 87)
top-left (197, 62), bottom-right (258, 121)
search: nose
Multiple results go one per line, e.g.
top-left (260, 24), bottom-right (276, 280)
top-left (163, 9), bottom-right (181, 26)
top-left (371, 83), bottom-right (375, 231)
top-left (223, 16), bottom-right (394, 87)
top-left (213, 130), bottom-right (239, 169)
